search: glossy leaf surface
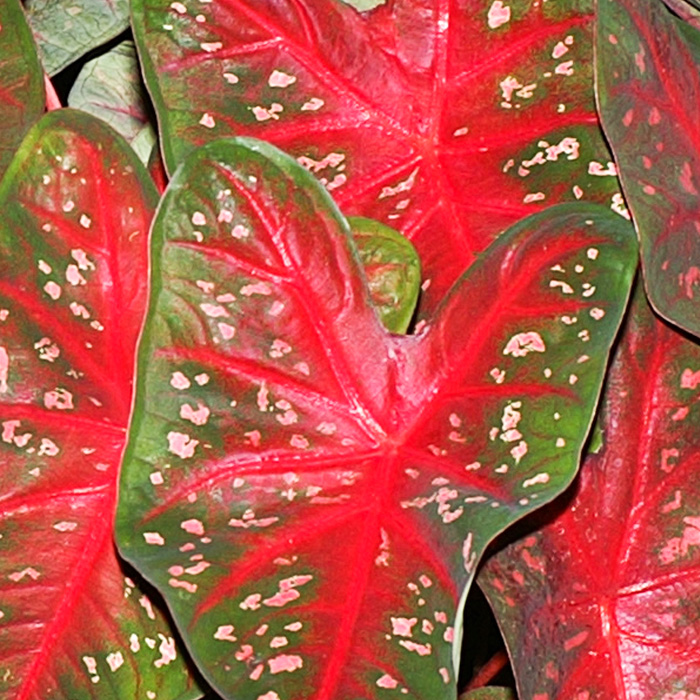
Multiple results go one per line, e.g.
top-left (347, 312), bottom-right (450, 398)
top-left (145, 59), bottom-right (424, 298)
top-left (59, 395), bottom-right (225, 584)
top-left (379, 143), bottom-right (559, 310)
top-left (596, 0), bottom-right (700, 337)
top-left (116, 137), bottom-right (636, 700)
top-left (0, 110), bottom-right (196, 699)
top-left (349, 217), bottom-right (420, 334)
top-left (68, 41), bottom-right (157, 165)
top-left (132, 0), bottom-right (621, 316)
top-left (479, 287), bottom-right (700, 697)
top-left (25, 0), bottom-right (129, 75)
top-left (0, 0), bottom-right (44, 180)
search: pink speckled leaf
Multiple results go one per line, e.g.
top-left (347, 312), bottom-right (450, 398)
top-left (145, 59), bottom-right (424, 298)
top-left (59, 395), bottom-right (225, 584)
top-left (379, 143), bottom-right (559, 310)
top-left (479, 285), bottom-right (700, 698)
top-left (596, 0), bottom-right (700, 337)
top-left (0, 0), bottom-right (44, 180)
top-left (0, 110), bottom-right (198, 699)
top-left (116, 137), bottom-right (636, 700)
top-left (132, 0), bottom-right (621, 316)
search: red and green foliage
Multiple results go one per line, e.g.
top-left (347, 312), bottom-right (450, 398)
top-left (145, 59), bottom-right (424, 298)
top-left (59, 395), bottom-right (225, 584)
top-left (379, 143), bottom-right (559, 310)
top-left (0, 0), bottom-right (699, 697)
top-left (131, 0), bottom-right (621, 317)
top-left (479, 286), bottom-right (700, 697)
top-left (597, 0), bottom-right (700, 336)
top-left (0, 110), bottom-right (197, 699)
top-left (115, 138), bottom-right (634, 698)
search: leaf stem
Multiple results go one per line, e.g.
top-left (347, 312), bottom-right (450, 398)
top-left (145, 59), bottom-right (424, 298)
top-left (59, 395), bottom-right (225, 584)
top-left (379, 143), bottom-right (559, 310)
top-left (44, 73), bottom-right (61, 111)
top-left (463, 650), bottom-right (509, 691)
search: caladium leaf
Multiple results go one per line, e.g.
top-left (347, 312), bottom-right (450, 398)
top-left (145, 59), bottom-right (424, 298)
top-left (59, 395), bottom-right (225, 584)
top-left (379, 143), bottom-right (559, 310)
top-left (0, 110), bottom-right (198, 699)
top-left (596, 0), bottom-right (700, 337)
top-left (68, 41), bottom-right (158, 165)
top-left (116, 137), bottom-right (636, 700)
top-left (25, 0), bottom-right (129, 76)
top-left (479, 286), bottom-right (700, 697)
top-left (0, 0), bottom-right (44, 180)
top-left (349, 217), bottom-right (420, 334)
top-left (131, 0), bottom-right (622, 316)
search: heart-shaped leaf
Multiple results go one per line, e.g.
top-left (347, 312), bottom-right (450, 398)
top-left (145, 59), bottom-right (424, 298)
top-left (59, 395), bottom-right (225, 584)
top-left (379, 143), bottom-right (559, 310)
top-left (68, 41), bottom-right (158, 165)
top-left (25, 0), bottom-right (129, 76)
top-left (479, 285), bottom-right (700, 697)
top-left (349, 217), bottom-right (420, 334)
top-left (0, 110), bottom-right (198, 699)
top-left (116, 137), bottom-right (636, 700)
top-left (0, 0), bottom-right (44, 180)
top-left (596, 0), bottom-right (700, 337)
top-left (131, 0), bottom-right (621, 316)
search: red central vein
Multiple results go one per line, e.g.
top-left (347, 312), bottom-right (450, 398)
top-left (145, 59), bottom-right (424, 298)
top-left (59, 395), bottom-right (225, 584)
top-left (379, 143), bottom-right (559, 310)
top-left (314, 449), bottom-right (399, 700)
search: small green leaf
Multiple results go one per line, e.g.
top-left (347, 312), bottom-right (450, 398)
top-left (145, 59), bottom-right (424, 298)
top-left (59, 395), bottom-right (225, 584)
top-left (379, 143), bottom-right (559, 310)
top-left (68, 41), bottom-right (157, 164)
top-left (350, 216), bottom-right (420, 334)
top-left (460, 688), bottom-right (516, 700)
top-left (0, 0), bottom-right (44, 180)
top-left (25, 0), bottom-right (129, 75)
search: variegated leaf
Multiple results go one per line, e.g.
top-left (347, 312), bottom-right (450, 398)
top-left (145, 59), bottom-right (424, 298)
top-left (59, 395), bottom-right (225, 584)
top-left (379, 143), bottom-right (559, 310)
top-left (116, 137), bottom-right (636, 700)
top-left (479, 285), bottom-right (700, 697)
top-left (0, 110), bottom-right (198, 700)
top-left (131, 0), bottom-right (622, 316)
top-left (596, 0), bottom-right (700, 336)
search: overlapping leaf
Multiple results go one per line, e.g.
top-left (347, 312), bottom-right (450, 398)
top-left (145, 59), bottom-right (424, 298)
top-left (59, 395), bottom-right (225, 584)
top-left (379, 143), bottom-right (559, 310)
top-left (0, 110), bottom-right (197, 699)
top-left (596, 0), bottom-right (700, 337)
top-left (24, 0), bottom-right (129, 76)
top-left (0, 0), bottom-right (44, 180)
top-left (479, 286), bottom-right (700, 697)
top-left (116, 137), bottom-right (636, 700)
top-left (662, 0), bottom-right (700, 29)
top-left (68, 41), bottom-right (158, 165)
top-left (131, 0), bottom-right (622, 316)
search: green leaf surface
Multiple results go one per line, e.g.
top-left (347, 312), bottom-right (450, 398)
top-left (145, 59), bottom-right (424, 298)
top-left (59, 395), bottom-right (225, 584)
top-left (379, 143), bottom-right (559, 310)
top-left (459, 688), bottom-right (516, 700)
top-left (116, 137), bottom-right (636, 700)
top-left (0, 109), bottom-right (198, 699)
top-left (68, 41), bottom-right (157, 164)
top-left (0, 0), bottom-right (45, 180)
top-left (25, 0), bottom-right (129, 76)
top-left (596, 0), bottom-right (700, 337)
top-left (349, 216), bottom-right (420, 334)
